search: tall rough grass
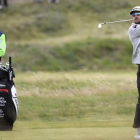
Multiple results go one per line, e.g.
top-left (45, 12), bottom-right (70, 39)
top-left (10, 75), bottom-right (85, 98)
top-left (16, 71), bottom-right (136, 127)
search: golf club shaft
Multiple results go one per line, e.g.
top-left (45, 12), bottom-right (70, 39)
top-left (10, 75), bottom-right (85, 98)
top-left (102, 19), bottom-right (133, 25)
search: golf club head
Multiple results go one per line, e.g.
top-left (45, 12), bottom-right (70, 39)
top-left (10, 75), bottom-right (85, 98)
top-left (98, 24), bottom-right (102, 29)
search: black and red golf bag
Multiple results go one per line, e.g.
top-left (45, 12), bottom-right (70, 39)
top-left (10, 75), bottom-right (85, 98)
top-left (0, 57), bottom-right (19, 130)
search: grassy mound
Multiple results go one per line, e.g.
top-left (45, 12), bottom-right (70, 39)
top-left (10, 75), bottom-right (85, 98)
top-left (0, 0), bottom-right (138, 71)
top-left (0, 0), bottom-right (135, 40)
top-left (5, 38), bottom-right (134, 71)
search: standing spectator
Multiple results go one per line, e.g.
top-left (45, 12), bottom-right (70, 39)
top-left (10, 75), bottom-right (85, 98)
top-left (54, 0), bottom-right (59, 3)
top-left (33, 0), bottom-right (43, 3)
top-left (0, 0), bottom-right (8, 8)
top-left (47, 0), bottom-right (51, 3)
top-left (0, 0), bottom-right (2, 9)
top-left (3, 0), bottom-right (8, 7)
top-left (47, 0), bottom-right (59, 3)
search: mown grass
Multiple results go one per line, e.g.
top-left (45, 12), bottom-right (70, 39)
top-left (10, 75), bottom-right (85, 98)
top-left (0, 126), bottom-right (136, 140)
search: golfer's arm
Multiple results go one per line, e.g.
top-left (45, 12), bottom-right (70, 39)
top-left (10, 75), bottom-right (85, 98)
top-left (133, 25), bottom-right (140, 37)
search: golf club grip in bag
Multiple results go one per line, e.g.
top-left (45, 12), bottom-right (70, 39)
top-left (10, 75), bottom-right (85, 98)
top-left (0, 57), bottom-right (19, 130)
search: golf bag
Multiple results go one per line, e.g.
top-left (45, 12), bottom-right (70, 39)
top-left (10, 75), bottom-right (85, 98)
top-left (0, 57), bottom-right (19, 130)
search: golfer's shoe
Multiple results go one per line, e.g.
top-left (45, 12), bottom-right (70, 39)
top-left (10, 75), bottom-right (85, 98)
top-left (134, 135), bottom-right (140, 139)
top-left (137, 128), bottom-right (140, 135)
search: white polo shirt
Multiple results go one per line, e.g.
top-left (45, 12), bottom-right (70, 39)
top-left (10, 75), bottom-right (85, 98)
top-left (128, 23), bottom-right (140, 64)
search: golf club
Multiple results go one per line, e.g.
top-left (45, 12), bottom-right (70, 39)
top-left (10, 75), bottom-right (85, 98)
top-left (98, 19), bottom-right (133, 28)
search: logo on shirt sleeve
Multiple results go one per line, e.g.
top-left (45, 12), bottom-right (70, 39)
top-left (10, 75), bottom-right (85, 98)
top-left (132, 25), bottom-right (137, 28)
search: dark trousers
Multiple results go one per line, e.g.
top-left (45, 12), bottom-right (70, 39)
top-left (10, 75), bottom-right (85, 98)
top-left (4, 0), bottom-right (8, 7)
top-left (133, 65), bottom-right (140, 128)
top-left (0, 0), bottom-right (8, 7)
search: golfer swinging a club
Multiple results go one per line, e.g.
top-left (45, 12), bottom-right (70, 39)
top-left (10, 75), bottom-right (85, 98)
top-left (128, 6), bottom-right (140, 139)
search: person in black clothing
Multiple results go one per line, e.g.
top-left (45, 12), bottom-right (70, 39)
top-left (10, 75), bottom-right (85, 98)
top-left (3, 0), bottom-right (8, 7)
top-left (33, 0), bottom-right (43, 3)
top-left (0, 0), bottom-right (8, 8)
top-left (47, 0), bottom-right (59, 3)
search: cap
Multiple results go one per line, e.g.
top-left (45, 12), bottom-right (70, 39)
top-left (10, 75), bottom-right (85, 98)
top-left (130, 6), bottom-right (140, 15)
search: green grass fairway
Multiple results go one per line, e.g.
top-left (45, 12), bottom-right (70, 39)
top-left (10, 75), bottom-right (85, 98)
top-left (0, 124), bottom-right (136, 140)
